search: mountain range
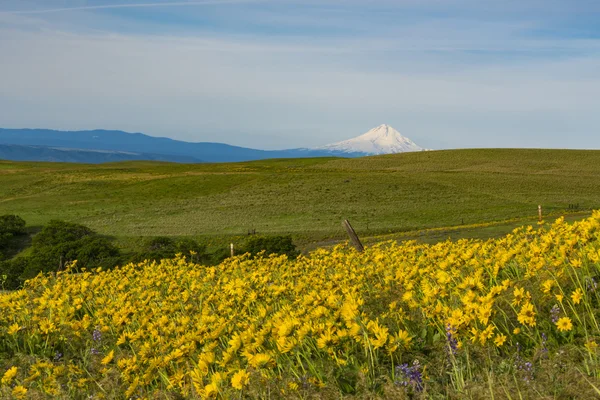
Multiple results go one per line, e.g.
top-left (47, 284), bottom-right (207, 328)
top-left (0, 125), bottom-right (425, 163)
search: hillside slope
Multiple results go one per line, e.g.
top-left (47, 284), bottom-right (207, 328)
top-left (0, 149), bottom-right (598, 239)
top-left (0, 144), bottom-right (202, 163)
top-left (0, 128), bottom-right (350, 163)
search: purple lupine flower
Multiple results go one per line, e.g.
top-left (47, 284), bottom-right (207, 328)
top-left (586, 278), bottom-right (597, 292)
top-left (520, 361), bottom-right (534, 383)
top-left (514, 342), bottom-right (534, 382)
top-left (53, 351), bottom-right (63, 362)
top-left (541, 333), bottom-right (548, 358)
top-left (395, 360), bottom-right (423, 392)
top-left (300, 375), bottom-right (310, 390)
top-left (92, 328), bottom-right (102, 342)
top-left (395, 364), bottom-right (410, 387)
top-left (514, 342), bottom-right (522, 370)
top-left (446, 324), bottom-right (458, 357)
top-left (550, 305), bottom-right (560, 324)
top-left (409, 360), bottom-right (423, 391)
top-left (90, 348), bottom-right (100, 355)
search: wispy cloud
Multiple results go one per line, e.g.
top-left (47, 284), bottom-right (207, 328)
top-left (0, 0), bottom-right (264, 15)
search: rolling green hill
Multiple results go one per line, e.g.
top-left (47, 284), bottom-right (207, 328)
top-left (0, 149), bottom-right (598, 247)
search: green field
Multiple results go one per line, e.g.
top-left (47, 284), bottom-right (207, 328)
top-left (1, 149), bottom-right (599, 250)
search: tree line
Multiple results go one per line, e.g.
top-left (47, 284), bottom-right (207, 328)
top-left (0, 215), bottom-right (299, 290)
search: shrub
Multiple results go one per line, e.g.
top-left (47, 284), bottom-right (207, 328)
top-left (134, 237), bottom-right (208, 264)
top-left (175, 238), bottom-right (209, 264)
top-left (242, 235), bottom-right (300, 259)
top-left (72, 236), bottom-right (121, 269)
top-left (0, 258), bottom-right (28, 290)
top-left (146, 236), bottom-right (175, 252)
top-left (209, 245), bottom-right (232, 265)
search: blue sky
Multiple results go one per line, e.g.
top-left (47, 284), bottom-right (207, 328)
top-left (0, 0), bottom-right (599, 150)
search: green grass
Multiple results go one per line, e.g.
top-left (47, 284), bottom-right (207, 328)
top-left (1, 149), bottom-right (599, 250)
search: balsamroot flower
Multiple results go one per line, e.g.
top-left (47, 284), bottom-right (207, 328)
top-left (12, 386), bottom-right (27, 399)
top-left (231, 370), bottom-right (250, 390)
top-left (1, 366), bottom-right (17, 385)
top-left (494, 334), bottom-right (507, 347)
top-left (517, 302), bottom-right (537, 327)
top-left (556, 317), bottom-right (573, 332)
top-left (571, 288), bottom-right (583, 305)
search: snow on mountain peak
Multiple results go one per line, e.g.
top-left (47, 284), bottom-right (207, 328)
top-left (317, 124), bottom-right (424, 155)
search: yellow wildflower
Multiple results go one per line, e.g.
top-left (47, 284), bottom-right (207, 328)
top-left (556, 317), bottom-right (573, 332)
top-left (38, 319), bottom-right (56, 335)
top-left (7, 323), bottom-right (20, 335)
top-left (248, 353), bottom-right (273, 368)
top-left (231, 370), bottom-right (250, 390)
top-left (101, 350), bottom-right (115, 365)
top-left (203, 382), bottom-right (219, 397)
top-left (12, 386), bottom-right (27, 399)
top-left (394, 329), bottom-right (412, 347)
top-left (479, 325), bottom-right (495, 346)
top-left (369, 322), bottom-right (389, 349)
top-left (1, 366), bottom-right (17, 385)
top-left (571, 288), bottom-right (583, 305)
top-left (585, 341), bottom-right (598, 351)
top-left (517, 302), bottom-right (537, 327)
top-left (541, 279), bottom-right (554, 294)
top-left (494, 334), bottom-right (507, 347)
top-left (512, 287), bottom-right (526, 306)
top-left (470, 327), bottom-right (480, 344)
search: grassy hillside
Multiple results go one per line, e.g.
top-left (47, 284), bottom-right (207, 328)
top-left (0, 149), bottom-right (598, 244)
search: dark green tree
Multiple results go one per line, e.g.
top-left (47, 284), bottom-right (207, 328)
top-left (21, 220), bottom-right (120, 280)
top-left (32, 220), bottom-right (94, 247)
top-left (0, 215), bottom-right (26, 236)
top-left (0, 215), bottom-right (27, 260)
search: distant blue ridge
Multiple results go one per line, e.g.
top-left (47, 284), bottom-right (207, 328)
top-left (0, 128), bottom-right (365, 163)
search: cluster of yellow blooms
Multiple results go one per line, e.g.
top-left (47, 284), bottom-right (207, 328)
top-left (1, 212), bottom-right (600, 398)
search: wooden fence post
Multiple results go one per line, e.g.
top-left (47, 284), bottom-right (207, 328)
top-left (230, 243), bottom-right (234, 258)
top-left (343, 219), bottom-right (364, 252)
top-left (538, 205), bottom-right (542, 222)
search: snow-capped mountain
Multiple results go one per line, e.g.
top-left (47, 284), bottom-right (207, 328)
top-left (317, 124), bottom-right (424, 155)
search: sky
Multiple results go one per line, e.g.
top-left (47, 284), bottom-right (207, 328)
top-left (0, 0), bottom-right (599, 150)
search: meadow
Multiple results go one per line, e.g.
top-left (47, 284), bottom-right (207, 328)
top-left (1, 149), bottom-right (599, 250)
top-left (2, 213), bottom-right (600, 398)
top-left (2, 149), bottom-right (600, 398)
